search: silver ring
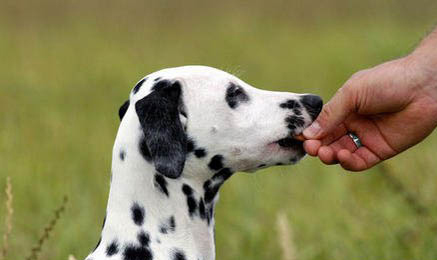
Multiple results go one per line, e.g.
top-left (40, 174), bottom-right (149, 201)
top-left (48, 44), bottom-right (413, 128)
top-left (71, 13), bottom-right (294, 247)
top-left (348, 132), bottom-right (362, 148)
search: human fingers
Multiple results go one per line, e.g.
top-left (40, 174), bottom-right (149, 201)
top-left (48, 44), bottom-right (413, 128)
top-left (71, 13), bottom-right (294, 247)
top-left (303, 87), bottom-right (355, 140)
top-left (317, 146), bottom-right (338, 165)
top-left (337, 148), bottom-right (381, 171)
top-left (319, 123), bottom-right (348, 146)
top-left (303, 139), bottom-right (321, 156)
top-left (316, 134), bottom-right (359, 165)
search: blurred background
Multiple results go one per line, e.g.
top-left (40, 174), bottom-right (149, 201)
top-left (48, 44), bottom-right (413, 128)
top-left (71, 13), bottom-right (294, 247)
top-left (1, 0), bottom-right (437, 259)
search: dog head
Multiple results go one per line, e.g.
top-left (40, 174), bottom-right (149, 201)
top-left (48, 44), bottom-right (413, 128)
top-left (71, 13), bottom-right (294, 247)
top-left (118, 66), bottom-right (322, 179)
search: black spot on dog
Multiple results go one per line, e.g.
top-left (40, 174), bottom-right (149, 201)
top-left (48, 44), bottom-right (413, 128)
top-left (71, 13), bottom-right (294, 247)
top-left (209, 207), bottom-right (214, 222)
top-left (204, 168), bottom-right (234, 204)
top-left (198, 199), bottom-right (206, 220)
top-left (187, 196), bottom-right (197, 216)
top-left (123, 244), bottom-right (153, 260)
top-left (258, 164), bottom-right (266, 168)
top-left (172, 249), bottom-right (186, 260)
top-left (180, 109), bottom-right (187, 118)
top-left (137, 231), bottom-right (150, 247)
top-left (154, 77), bottom-right (162, 82)
top-left (131, 203), bottom-right (145, 226)
top-left (204, 187), bottom-right (219, 204)
top-left (280, 99), bottom-right (301, 109)
top-left (194, 148), bottom-right (206, 158)
top-left (182, 184), bottom-right (193, 196)
top-left (120, 150), bottom-right (126, 161)
top-left (160, 216), bottom-right (176, 234)
top-left (208, 155), bottom-right (224, 170)
top-left (225, 82), bottom-right (249, 109)
top-left (293, 108), bottom-right (302, 116)
top-left (277, 137), bottom-right (303, 148)
top-left (186, 138), bottom-right (196, 153)
top-left (182, 184), bottom-right (197, 217)
top-left (169, 216), bottom-right (176, 231)
top-left (133, 78), bottom-right (147, 94)
top-left (152, 79), bottom-right (171, 91)
top-left (139, 137), bottom-right (152, 161)
top-left (203, 180), bottom-right (219, 204)
top-left (119, 100), bottom-right (130, 120)
top-left (106, 240), bottom-right (119, 256)
top-left (285, 115), bottom-right (305, 130)
top-left (160, 223), bottom-right (168, 234)
top-left (213, 167), bottom-right (233, 181)
top-left (154, 174), bottom-right (169, 197)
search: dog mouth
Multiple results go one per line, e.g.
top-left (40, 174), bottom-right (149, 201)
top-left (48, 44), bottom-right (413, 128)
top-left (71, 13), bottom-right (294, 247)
top-left (276, 136), bottom-right (304, 149)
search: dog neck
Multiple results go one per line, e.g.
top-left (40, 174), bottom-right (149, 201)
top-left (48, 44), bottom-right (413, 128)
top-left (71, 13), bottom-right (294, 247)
top-left (87, 119), bottom-right (224, 260)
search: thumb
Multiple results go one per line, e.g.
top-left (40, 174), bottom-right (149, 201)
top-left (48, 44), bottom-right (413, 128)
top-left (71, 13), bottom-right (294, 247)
top-left (303, 87), bottom-right (355, 139)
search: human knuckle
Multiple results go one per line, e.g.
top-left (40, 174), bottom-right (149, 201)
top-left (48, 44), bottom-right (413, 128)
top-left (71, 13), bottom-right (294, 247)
top-left (351, 69), bottom-right (370, 80)
top-left (318, 105), bottom-right (333, 123)
top-left (340, 84), bottom-right (355, 98)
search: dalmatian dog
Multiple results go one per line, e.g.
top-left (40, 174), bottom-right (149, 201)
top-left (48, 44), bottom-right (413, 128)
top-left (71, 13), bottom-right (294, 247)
top-left (85, 66), bottom-right (322, 260)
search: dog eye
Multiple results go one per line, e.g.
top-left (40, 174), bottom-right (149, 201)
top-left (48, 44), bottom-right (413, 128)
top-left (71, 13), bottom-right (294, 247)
top-left (225, 83), bottom-right (249, 109)
top-left (229, 87), bottom-right (243, 96)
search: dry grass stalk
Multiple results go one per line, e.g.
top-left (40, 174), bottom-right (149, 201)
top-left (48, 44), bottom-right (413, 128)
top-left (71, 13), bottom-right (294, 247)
top-left (68, 254), bottom-right (77, 260)
top-left (276, 211), bottom-right (297, 260)
top-left (25, 196), bottom-right (68, 260)
top-left (0, 177), bottom-right (13, 260)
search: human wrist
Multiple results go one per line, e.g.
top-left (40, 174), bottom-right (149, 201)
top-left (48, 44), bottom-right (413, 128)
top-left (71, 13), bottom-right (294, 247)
top-left (394, 53), bottom-right (437, 116)
top-left (410, 49), bottom-right (437, 76)
top-left (405, 50), bottom-right (437, 90)
top-left (405, 49), bottom-right (437, 113)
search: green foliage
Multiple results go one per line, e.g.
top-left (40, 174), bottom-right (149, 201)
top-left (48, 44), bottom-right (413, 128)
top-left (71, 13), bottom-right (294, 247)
top-left (0, 1), bottom-right (436, 259)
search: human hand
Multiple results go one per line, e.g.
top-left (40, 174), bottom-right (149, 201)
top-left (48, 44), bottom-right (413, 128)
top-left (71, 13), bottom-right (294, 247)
top-left (303, 54), bottom-right (437, 171)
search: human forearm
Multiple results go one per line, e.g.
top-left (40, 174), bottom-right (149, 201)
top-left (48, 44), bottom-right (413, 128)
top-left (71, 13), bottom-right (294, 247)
top-left (403, 27), bottom-right (437, 105)
top-left (411, 27), bottom-right (437, 70)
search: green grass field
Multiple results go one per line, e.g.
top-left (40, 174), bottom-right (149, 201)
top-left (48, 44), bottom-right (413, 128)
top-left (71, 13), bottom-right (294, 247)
top-left (1, 1), bottom-right (437, 259)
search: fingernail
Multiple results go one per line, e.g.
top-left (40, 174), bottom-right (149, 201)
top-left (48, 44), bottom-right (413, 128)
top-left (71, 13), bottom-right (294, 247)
top-left (303, 121), bottom-right (321, 138)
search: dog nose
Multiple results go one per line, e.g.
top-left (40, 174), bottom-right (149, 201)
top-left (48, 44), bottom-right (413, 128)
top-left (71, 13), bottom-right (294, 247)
top-left (300, 94), bottom-right (323, 120)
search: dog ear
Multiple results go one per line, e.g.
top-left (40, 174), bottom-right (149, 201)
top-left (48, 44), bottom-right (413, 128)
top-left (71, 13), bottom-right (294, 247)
top-left (119, 100), bottom-right (130, 121)
top-left (135, 81), bottom-right (187, 178)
